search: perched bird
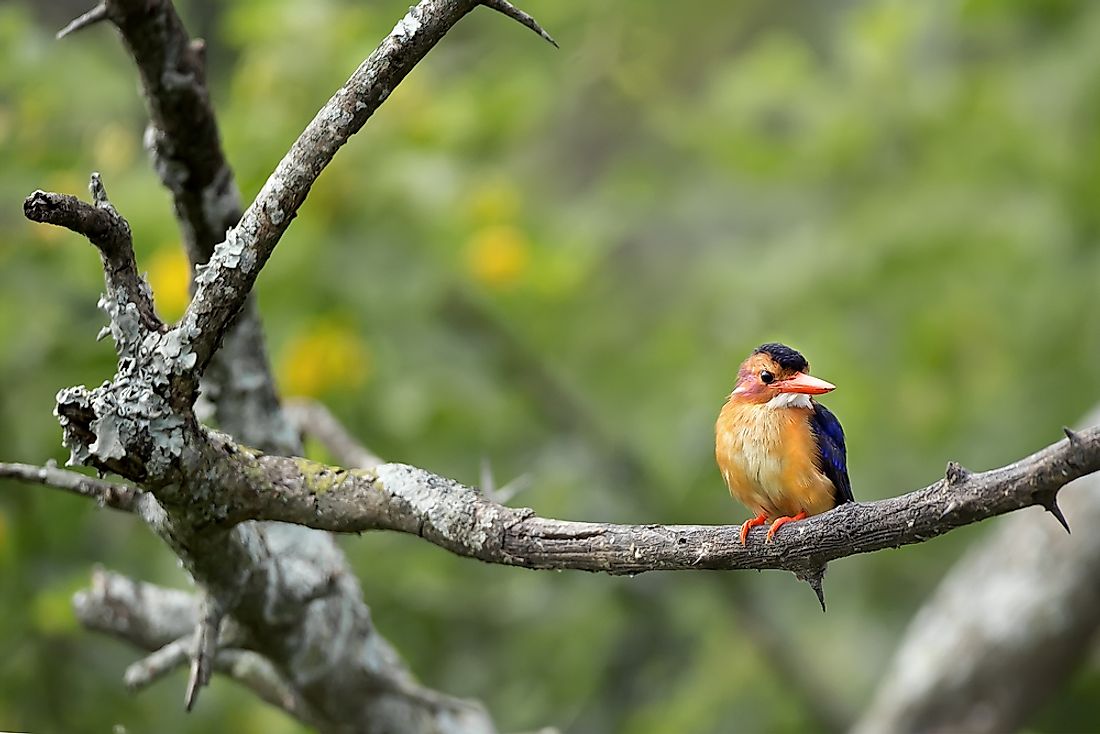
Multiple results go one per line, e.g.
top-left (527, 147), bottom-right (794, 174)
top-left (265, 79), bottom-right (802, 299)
top-left (715, 343), bottom-right (852, 544)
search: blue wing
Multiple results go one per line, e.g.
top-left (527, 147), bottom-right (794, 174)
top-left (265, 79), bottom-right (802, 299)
top-left (809, 402), bottom-right (853, 505)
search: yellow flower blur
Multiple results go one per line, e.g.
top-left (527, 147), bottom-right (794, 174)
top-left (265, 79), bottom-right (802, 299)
top-left (465, 224), bottom-right (530, 289)
top-left (147, 247), bottom-right (192, 321)
top-left (278, 322), bottom-right (371, 398)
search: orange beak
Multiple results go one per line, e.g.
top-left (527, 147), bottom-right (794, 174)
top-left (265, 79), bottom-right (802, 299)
top-left (775, 372), bottom-right (835, 395)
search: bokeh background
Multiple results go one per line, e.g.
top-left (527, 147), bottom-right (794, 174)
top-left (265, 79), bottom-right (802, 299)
top-left (2, 0), bottom-right (1100, 731)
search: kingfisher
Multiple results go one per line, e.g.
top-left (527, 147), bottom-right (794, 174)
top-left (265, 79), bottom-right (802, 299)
top-left (715, 343), bottom-right (852, 544)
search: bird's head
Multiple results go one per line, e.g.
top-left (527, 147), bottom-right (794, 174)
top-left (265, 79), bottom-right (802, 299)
top-left (729, 343), bottom-right (835, 408)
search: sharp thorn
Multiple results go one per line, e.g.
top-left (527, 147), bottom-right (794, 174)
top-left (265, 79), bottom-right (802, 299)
top-left (88, 172), bottom-right (109, 206)
top-left (1063, 426), bottom-right (1082, 445)
top-left (944, 460), bottom-right (971, 487)
top-left (481, 0), bottom-right (559, 48)
top-left (184, 663), bottom-right (201, 711)
top-left (57, 3), bottom-right (109, 40)
top-left (184, 595), bottom-right (221, 711)
top-left (795, 565), bottom-right (828, 613)
top-left (1045, 499), bottom-right (1071, 535)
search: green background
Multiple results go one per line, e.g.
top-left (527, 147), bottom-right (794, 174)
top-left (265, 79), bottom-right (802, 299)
top-left (2, 0), bottom-right (1099, 731)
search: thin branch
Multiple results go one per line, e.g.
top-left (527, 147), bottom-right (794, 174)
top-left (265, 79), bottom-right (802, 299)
top-left (101, 0), bottom-right (295, 453)
top-left (205, 424), bottom-right (1100, 576)
top-left (124, 634), bottom-right (190, 691)
top-left (0, 461), bottom-right (138, 512)
top-left (174, 0), bottom-right (551, 388)
top-left (57, 3), bottom-right (109, 40)
top-left (73, 568), bottom-right (198, 651)
top-left (92, 574), bottom-right (324, 727)
top-left (23, 174), bottom-right (161, 334)
top-left (481, 0), bottom-right (558, 47)
top-left (215, 650), bottom-right (322, 727)
top-left (73, 563), bottom-right (489, 732)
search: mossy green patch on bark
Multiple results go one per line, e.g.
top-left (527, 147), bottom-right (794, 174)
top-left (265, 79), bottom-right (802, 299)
top-left (293, 458), bottom-right (376, 494)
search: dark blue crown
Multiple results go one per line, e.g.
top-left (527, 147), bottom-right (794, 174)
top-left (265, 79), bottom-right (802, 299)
top-left (753, 343), bottom-right (808, 372)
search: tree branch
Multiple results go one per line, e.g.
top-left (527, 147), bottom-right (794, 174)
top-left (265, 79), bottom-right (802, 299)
top-left (73, 567), bottom-right (198, 651)
top-left (480, 0), bottom-right (558, 47)
top-left (187, 423), bottom-right (1100, 576)
top-left (76, 569), bottom-right (325, 728)
top-left (124, 633), bottom-right (191, 690)
top-left (85, 0), bottom-right (296, 454)
top-left (57, 3), bottom-right (109, 40)
top-left (23, 174), bottom-right (161, 335)
top-left (174, 0), bottom-right (550, 389)
top-left (32, 1), bottom-right (550, 730)
top-left (0, 461), bottom-right (138, 512)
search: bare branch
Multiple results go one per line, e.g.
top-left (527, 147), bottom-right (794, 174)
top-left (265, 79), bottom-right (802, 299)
top-left (107, 586), bottom-right (323, 726)
top-left (83, 0), bottom-right (294, 453)
top-left (57, 3), bottom-right (109, 40)
top-left (0, 461), bottom-right (138, 512)
top-left (175, 0), bottom-right (550, 387)
top-left (74, 568), bottom-right (198, 651)
top-left (73, 554), bottom-right (492, 732)
top-left (481, 0), bottom-right (558, 47)
top-left (34, 3), bottom-right (548, 730)
top-left (124, 634), bottom-right (190, 691)
top-left (196, 424), bottom-right (1100, 576)
top-left (215, 650), bottom-right (322, 727)
top-left (23, 175), bottom-right (161, 335)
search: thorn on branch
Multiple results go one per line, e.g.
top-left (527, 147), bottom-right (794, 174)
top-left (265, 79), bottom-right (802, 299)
top-left (189, 38), bottom-right (208, 85)
top-left (90, 172), bottom-right (109, 206)
top-left (1063, 426), bottom-right (1083, 445)
top-left (795, 565), bottom-right (828, 613)
top-left (57, 2), bottom-right (109, 40)
top-left (944, 461), bottom-right (971, 487)
top-left (479, 457), bottom-right (532, 504)
top-left (23, 173), bottom-right (130, 258)
top-left (1041, 495), bottom-right (1072, 535)
top-left (481, 0), bottom-right (558, 48)
top-left (185, 595), bottom-right (224, 711)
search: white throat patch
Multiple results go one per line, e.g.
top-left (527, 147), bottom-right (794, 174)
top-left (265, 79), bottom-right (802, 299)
top-left (767, 392), bottom-right (813, 410)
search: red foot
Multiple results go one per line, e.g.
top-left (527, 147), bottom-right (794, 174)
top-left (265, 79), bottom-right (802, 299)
top-left (766, 511), bottom-right (808, 543)
top-left (740, 513), bottom-right (768, 545)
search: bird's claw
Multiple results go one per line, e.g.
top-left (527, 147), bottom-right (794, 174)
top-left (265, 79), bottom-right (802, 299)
top-left (739, 513), bottom-right (768, 545)
top-left (765, 512), bottom-right (808, 543)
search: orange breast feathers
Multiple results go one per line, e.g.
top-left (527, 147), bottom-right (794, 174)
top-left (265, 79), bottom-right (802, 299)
top-left (715, 398), bottom-right (836, 519)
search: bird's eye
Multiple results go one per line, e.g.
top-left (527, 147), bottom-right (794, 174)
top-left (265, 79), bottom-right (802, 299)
top-left (760, 370), bottom-right (774, 384)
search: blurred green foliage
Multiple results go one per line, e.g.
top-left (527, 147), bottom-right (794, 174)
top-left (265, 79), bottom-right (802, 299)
top-left (2, 0), bottom-right (1099, 732)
